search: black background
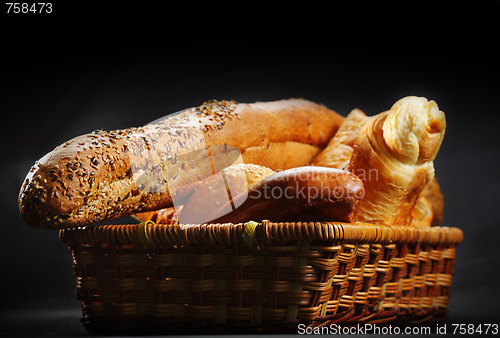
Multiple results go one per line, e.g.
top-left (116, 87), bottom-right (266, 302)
top-left (1, 2), bottom-right (499, 337)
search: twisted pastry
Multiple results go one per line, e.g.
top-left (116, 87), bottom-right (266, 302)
top-left (348, 96), bottom-right (446, 226)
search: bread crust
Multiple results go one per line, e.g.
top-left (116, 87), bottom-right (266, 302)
top-left (177, 163), bottom-right (276, 224)
top-left (19, 99), bottom-right (344, 229)
top-left (134, 163), bottom-right (276, 224)
top-left (410, 196), bottom-right (433, 227)
top-left (348, 97), bottom-right (446, 226)
top-left (210, 166), bottom-right (365, 224)
top-left (133, 207), bottom-right (179, 224)
top-left (311, 109), bottom-right (370, 170)
top-left (424, 177), bottom-right (444, 226)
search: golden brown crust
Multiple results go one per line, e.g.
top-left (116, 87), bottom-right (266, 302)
top-left (311, 109), bottom-right (370, 170)
top-left (348, 96), bottom-right (446, 226)
top-left (175, 163), bottom-right (276, 224)
top-left (19, 99), bottom-right (344, 229)
top-left (210, 166), bottom-right (365, 224)
top-left (423, 177), bottom-right (444, 226)
top-left (205, 99), bottom-right (344, 153)
top-left (311, 105), bottom-right (444, 228)
top-left (134, 164), bottom-right (276, 224)
top-left (133, 206), bottom-right (180, 224)
top-left (410, 197), bottom-right (433, 227)
top-left (242, 142), bottom-right (321, 171)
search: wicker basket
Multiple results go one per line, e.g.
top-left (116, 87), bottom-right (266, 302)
top-left (59, 220), bottom-right (463, 334)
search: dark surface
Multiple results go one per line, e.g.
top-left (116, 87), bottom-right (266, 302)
top-left (1, 2), bottom-right (500, 337)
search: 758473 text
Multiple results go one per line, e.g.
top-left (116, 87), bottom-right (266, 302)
top-left (297, 323), bottom-right (499, 335)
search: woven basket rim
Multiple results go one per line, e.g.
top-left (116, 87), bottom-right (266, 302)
top-left (59, 221), bottom-right (463, 248)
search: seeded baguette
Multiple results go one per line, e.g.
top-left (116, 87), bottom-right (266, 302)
top-left (19, 99), bottom-right (344, 229)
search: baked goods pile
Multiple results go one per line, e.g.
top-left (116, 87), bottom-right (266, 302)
top-left (18, 97), bottom-right (446, 230)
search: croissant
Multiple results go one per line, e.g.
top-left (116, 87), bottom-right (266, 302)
top-left (348, 96), bottom-right (446, 226)
top-left (410, 196), bottom-right (433, 227)
top-left (424, 177), bottom-right (445, 225)
top-left (311, 108), bottom-right (370, 170)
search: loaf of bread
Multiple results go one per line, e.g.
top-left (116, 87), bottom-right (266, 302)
top-left (19, 99), bottom-right (345, 229)
top-left (210, 166), bottom-right (365, 224)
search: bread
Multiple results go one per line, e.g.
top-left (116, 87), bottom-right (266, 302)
top-left (19, 99), bottom-right (344, 229)
top-left (210, 166), bottom-right (365, 224)
top-left (423, 177), bottom-right (444, 226)
top-left (311, 108), bottom-right (370, 170)
top-left (211, 100), bottom-right (445, 227)
top-left (134, 163), bottom-right (275, 224)
top-left (178, 163), bottom-right (276, 224)
top-left (348, 96), bottom-right (446, 226)
top-left (410, 197), bottom-right (433, 227)
top-left (311, 104), bottom-right (445, 227)
top-left (410, 178), bottom-right (444, 227)
top-left (133, 206), bottom-right (180, 224)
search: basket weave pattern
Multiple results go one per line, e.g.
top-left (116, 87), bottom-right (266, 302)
top-left (59, 221), bottom-right (463, 333)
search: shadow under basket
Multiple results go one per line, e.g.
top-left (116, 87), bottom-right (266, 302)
top-left (59, 220), bottom-right (463, 334)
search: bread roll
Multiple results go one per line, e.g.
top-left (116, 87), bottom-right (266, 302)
top-left (134, 163), bottom-right (275, 224)
top-left (348, 96), bottom-right (446, 226)
top-left (19, 99), bottom-right (344, 229)
top-left (210, 166), bottom-right (365, 224)
top-left (178, 163), bottom-right (275, 224)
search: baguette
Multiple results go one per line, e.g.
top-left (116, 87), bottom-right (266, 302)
top-left (19, 99), bottom-right (344, 229)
